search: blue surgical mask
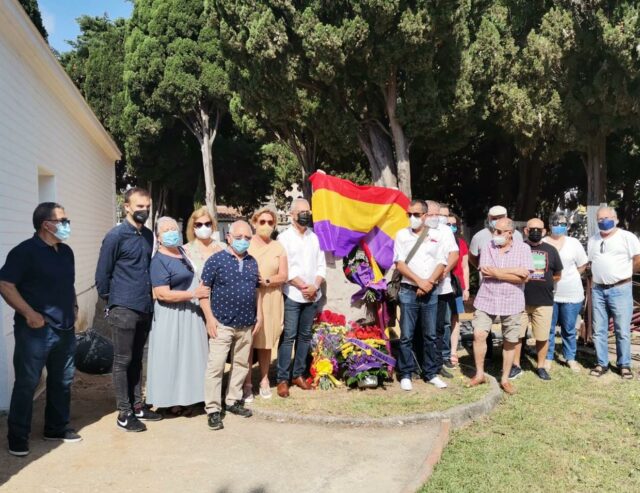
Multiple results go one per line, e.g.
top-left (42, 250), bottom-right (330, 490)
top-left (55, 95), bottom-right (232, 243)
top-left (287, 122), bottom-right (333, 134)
top-left (449, 225), bottom-right (458, 234)
top-left (161, 230), bottom-right (181, 247)
top-left (489, 220), bottom-right (497, 229)
top-left (53, 223), bottom-right (71, 241)
top-left (551, 225), bottom-right (567, 236)
top-left (232, 238), bottom-right (250, 254)
top-left (598, 219), bottom-right (616, 231)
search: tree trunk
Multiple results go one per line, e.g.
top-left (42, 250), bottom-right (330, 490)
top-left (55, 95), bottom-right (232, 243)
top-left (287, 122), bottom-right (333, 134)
top-left (281, 130), bottom-right (317, 200)
top-left (514, 155), bottom-right (543, 221)
top-left (583, 134), bottom-right (607, 236)
top-left (384, 70), bottom-right (411, 199)
top-left (357, 123), bottom-right (398, 189)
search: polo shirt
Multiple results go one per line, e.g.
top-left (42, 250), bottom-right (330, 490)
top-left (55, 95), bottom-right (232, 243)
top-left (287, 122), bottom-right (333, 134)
top-left (393, 227), bottom-right (448, 286)
top-left (95, 220), bottom-right (153, 313)
top-left (588, 229), bottom-right (640, 285)
top-left (201, 249), bottom-right (260, 328)
top-left (0, 235), bottom-right (75, 330)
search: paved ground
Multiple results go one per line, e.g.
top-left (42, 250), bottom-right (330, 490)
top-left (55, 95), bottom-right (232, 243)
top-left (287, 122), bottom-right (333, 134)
top-left (0, 373), bottom-right (442, 493)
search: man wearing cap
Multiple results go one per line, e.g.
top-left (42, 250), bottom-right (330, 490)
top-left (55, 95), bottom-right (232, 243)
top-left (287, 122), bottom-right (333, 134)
top-left (469, 206), bottom-right (523, 268)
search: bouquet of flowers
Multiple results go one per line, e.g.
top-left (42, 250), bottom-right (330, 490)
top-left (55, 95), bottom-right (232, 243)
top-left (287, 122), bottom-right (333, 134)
top-left (309, 311), bottom-right (347, 390)
top-left (339, 322), bottom-right (396, 388)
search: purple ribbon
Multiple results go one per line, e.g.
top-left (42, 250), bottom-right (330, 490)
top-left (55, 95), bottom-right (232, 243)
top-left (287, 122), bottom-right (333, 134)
top-left (346, 337), bottom-right (396, 368)
top-left (350, 263), bottom-right (388, 304)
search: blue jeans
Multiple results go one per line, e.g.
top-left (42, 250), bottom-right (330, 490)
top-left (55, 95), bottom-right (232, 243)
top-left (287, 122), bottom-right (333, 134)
top-left (398, 287), bottom-right (438, 380)
top-left (437, 294), bottom-right (455, 363)
top-left (277, 296), bottom-right (319, 382)
top-left (547, 302), bottom-right (582, 361)
top-left (591, 282), bottom-right (633, 368)
top-left (8, 321), bottom-right (76, 444)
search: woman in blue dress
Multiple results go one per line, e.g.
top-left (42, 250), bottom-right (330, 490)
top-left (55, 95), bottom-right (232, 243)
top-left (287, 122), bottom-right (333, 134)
top-left (146, 216), bottom-right (210, 416)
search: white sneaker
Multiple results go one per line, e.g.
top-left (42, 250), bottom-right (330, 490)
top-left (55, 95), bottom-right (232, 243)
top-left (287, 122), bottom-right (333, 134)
top-left (567, 360), bottom-right (580, 373)
top-left (242, 386), bottom-right (254, 404)
top-left (429, 376), bottom-right (448, 389)
top-left (400, 378), bottom-right (413, 391)
top-left (259, 386), bottom-right (272, 399)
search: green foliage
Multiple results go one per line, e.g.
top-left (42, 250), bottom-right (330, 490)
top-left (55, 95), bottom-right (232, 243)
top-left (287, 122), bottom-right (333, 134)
top-left (19, 0), bottom-right (47, 41)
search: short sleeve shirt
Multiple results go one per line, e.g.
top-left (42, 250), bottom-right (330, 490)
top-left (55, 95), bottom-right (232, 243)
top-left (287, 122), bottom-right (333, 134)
top-left (452, 238), bottom-right (469, 290)
top-left (201, 249), bottom-right (260, 328)
top-left (393, 227), bottom-right (448, 286)
top-left (524, 242), bottom-right (563, 306)
top-left (588, 229), bottom-right (640, 285)
top-left (150, 252), bottom-right (195, 290)
top-left (0, 235), bottom-right (75, 330)
top-left (470, 227), bottom-right (524, 257)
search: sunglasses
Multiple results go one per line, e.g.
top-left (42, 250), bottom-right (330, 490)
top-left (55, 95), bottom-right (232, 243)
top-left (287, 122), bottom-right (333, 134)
top-left (406, 212), bottom-right (424, 218)
top-left (48, 218), bottom-right (71, 226)
top-left (194, 221), bottom-right (212, 228)
top-left (258, 219), bottom-right (274, 226)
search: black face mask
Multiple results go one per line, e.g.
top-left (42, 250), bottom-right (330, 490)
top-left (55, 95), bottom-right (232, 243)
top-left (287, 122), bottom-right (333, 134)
top-left (132, 210), bottom-right (149, 225)
top-left (528, 229), bottom-right (543, 243)
top-left (296, 211), bottom-right (312, 227)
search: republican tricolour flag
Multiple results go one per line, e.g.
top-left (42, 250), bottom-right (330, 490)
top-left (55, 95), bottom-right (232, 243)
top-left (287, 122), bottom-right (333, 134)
top-left (309, 172), bottom-right (410, 281)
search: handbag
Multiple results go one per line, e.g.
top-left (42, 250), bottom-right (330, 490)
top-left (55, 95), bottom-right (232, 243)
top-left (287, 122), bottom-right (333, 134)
top-left (386, 226), bottom-right (429, 302)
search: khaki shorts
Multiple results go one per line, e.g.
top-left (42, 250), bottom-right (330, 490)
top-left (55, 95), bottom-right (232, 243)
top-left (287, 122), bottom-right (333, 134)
top-left (472, 310), bottom-right (522, 343)
top-left (520, 305), bottom-right (553, 341)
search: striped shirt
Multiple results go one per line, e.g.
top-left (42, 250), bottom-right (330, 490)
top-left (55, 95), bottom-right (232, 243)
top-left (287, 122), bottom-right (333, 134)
top-left (473, 240), bottom-right (533, 316)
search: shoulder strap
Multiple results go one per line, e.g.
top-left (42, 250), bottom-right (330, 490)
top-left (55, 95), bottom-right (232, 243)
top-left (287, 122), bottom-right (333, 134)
top-left (405, 226), bottom-right (429, 264)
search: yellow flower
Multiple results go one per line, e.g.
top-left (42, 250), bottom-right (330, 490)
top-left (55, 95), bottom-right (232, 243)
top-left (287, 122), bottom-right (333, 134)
top-left (316, 358), bottom-right (334, 376)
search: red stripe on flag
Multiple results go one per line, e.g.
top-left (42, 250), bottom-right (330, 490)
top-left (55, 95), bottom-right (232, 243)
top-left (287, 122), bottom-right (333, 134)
top-left (309, 172), bottom-right (410, 209)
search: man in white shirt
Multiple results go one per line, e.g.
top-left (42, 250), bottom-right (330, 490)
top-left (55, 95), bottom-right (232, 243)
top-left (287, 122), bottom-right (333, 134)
top-left (587, 206), bottom-right (640, 379)
top-left (276, 198), bottom-right (327, 397)
top-left (434, 203), bottom-right (459, 375)
top-left (394, 199), bottom-right (448, 391)
top-left (469, 205), bottom-right (523, 268)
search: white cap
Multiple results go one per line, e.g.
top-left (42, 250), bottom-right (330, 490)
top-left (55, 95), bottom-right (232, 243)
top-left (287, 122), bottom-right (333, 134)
top-left (488, 205), bottom-right (507, 217)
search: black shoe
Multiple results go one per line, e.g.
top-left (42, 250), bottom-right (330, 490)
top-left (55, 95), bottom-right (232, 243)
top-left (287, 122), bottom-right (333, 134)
top-left (134, 407), bottom-right (163, 421)
top-left (207, 412), bottom-right (224, 430)
top-left (536, 368), bottom-right (551, 381)
top-left (508, 365), bottom-right (523, 380)
top-left (439, 367), bottom-right (454, 379)
top-left (116, 412), bottom-right (147, 432)
top-left (225, 401), bottom-right (253, 418)
top-left (8, 440), bottom-right (29, 457)
top-left (443, 360), bottom-right (455, 370)
top-left (43, 429), bottom-right (82, 443)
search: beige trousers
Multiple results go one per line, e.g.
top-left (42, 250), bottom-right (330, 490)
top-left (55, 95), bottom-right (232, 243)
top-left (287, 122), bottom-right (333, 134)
top-left (204, 324), bottom-right (252, 413)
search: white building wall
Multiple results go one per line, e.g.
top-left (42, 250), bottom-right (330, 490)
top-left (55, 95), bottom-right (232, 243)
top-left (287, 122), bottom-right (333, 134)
top-left (0, 0), bottom-right (119, 410)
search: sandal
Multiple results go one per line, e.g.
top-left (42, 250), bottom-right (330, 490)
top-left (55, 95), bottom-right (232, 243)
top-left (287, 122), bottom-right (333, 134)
top-left (589, 365), bottom-right (608, 377)
top-left (620, 367), bottom-right (634, 380)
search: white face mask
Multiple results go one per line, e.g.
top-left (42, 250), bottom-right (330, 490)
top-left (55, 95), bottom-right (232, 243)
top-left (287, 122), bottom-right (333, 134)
top-left (195, 226), bottom-right (213, 240)
top-left (426, 217), bottom-right (440, 229)
top-left (438, 215), bottom-right (448, 225)
top-left (409, 215), bottom-right (423, 230)
top-left (492, 235), bottom-right (507, 247)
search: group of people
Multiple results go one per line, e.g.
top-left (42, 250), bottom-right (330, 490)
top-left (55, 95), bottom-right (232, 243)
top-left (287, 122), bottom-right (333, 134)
top-left (394, 201), bottom-right (639, 396)
top-left (1, 187), bottom-right (639, 456)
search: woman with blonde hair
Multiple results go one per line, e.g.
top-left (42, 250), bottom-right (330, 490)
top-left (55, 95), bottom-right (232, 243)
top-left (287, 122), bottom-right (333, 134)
top-left (183, 206), bottom-right (222, 277)
top-left (243, 206), bottom-right (288, 401)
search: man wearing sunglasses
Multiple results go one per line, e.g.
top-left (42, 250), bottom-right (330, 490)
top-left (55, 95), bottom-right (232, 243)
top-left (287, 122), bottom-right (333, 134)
top-left (587, 206), bottom-right (640, 379)
top-left (0, 203), bottom-right (80, 456)
top-left (469, 217), bottom-right (533, 395)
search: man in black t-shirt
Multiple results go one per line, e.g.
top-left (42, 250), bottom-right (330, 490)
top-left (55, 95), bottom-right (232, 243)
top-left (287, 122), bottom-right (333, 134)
top-left (511, 218), bottom-right (563, 381)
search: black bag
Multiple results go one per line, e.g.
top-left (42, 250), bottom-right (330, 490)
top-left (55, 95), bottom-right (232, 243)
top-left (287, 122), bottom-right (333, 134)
top-left (75, 329), bottom-right (114, 375)
top-left (387, 226), bottom-right (429, 302)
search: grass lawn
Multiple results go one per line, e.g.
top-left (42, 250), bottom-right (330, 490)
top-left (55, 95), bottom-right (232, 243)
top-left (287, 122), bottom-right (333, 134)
top-left (251, 370), bottom-right (488, 418)
top-left (421, 351), bottom-right (640, 493)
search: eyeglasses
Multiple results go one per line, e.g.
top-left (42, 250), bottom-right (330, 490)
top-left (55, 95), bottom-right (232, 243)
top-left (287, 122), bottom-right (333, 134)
top-left (494, 229), bottom-right (512, 235)
top-left (406, 212), bottom-right (424, 218)
top-left (230, 234), bottom-right (251, 241)
top-left (194, 221), bottom-right (212, 228)
top-left (47, 218), bottom-right (71, 226)
top-left (550, 221), bottom-right (568, 227)
top-left (258, 219), bottom-right (274, 226)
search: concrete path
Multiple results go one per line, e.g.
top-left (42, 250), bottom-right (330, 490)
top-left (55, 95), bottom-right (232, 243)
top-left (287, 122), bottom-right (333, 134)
top-left (0, 373), bottom-right (443, 493)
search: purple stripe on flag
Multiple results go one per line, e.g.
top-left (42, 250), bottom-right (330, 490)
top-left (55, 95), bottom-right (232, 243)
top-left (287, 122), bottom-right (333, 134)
top-left (313, 221), bottom-right (395, 270)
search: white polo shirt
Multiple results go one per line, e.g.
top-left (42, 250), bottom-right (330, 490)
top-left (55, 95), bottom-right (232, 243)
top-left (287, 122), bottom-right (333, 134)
top-left (278, 226), bottom-right (327, 303)
top-left (393, 227), bottom-right (448, 286)
top-left (587, 229), bottom-right (640, 285)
